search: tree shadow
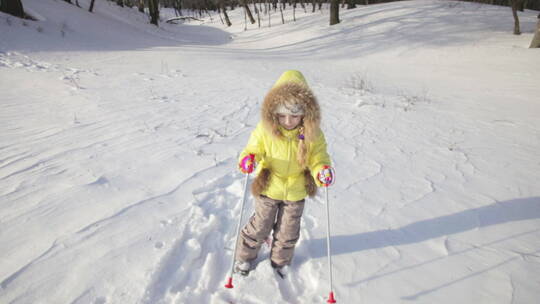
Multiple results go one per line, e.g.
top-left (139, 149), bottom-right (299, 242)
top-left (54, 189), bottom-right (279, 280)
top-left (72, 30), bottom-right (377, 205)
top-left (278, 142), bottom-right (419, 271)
top-left (307, 197), bottom-right (540, 259)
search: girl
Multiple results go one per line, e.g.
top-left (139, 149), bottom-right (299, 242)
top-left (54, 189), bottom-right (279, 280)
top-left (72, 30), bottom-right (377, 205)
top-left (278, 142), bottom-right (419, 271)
top-left (235, 70), bottom-right (335, 276)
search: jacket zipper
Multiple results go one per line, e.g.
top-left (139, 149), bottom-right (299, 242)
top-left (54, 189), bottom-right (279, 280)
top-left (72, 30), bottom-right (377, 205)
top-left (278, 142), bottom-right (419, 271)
top-left (284, 137), bottom-right (292, 199)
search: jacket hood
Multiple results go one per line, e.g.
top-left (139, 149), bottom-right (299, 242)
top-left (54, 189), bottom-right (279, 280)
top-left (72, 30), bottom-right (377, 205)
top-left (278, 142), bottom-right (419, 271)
top-left (261, 71), bottom-right (321, 142)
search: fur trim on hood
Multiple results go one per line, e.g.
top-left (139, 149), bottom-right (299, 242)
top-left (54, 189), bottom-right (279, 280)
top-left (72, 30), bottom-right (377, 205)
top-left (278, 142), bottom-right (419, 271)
top-left (261, 82), bottom-right (321, 143)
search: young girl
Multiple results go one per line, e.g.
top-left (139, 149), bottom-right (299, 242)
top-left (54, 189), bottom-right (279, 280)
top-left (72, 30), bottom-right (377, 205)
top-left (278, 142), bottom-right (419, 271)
top-left (235, 70), bottom-right (335, 276)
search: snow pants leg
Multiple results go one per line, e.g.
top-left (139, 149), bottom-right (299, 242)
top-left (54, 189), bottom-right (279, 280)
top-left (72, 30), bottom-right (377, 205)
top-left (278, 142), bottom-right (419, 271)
top-left (236, 195), bottom-right (305, 267)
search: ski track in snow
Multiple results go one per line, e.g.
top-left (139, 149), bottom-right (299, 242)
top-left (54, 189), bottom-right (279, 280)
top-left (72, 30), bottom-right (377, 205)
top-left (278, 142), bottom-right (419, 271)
top-left (140, 168), bottom-right (325, 304)
top-left (141, 169), bottom-right (239, 304)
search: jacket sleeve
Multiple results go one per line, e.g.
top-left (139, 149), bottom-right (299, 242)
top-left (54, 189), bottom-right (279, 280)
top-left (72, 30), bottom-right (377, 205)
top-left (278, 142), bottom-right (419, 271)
top-left (308, 131), bottom-right (332, 186)
top-left (239, 123), bottom-right (266, 166)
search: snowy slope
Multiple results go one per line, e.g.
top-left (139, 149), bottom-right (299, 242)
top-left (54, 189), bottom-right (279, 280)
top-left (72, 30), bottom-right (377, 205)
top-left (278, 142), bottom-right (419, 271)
top-left (1, 0), bottom-right (539, 303)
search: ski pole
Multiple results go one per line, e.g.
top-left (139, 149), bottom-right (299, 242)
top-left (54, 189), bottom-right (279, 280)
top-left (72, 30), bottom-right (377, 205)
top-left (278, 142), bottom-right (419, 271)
top-left (324, 186), bottom-right (337, 303)
top-left (225, 172), bottom-right (250, 289)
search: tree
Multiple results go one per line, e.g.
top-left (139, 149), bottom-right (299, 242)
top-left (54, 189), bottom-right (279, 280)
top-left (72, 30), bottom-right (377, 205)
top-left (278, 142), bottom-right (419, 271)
top-left (0, 0), bottom-right (25, 18)
top-left (148, 0), bottom-right (160, 26)
top-left (510, 0), bottom-right (524, 35)
top-left (138, 0), bottom-right (145, 13)
top-left (173, 0), bottom-right (183, 16)
top-left (242, 0), bottom-right (256, 24)
top-left (347, 0), bottom-right (356, 9)
top-left (220, 0), bottom-right (232, 27)
top-left (279, 0), bottom-right (285, 24)
top-left (530, 17), bottom-right (540, 48)
top-left (330, 0), bottom-right (340, 25)
top-left (292, 0), bottom-right (296, 22)
top-left (267, 0), bottom-right (272, 27)
top-left (89, 0), bottom-right (96, 12)
top-left (253, 0), bottom-right (261, 28)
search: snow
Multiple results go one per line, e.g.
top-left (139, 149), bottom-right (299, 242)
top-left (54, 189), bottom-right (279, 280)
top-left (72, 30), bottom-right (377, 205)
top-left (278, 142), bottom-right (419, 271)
top-left (1, 0), bottom-right (539, 303)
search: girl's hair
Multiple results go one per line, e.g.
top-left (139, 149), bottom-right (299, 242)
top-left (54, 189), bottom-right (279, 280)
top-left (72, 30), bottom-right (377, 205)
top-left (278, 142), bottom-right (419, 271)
top-left (297, 126), bottom-right (307, 168)
top-left (262, 82), bottom-right (321, 169)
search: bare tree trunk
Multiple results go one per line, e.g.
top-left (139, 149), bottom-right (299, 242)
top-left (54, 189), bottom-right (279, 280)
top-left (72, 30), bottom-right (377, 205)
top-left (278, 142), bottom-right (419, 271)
top-left (267, 0), bottom-right (272, 27)
top-left (138, 0), bottom-right (145, 13)
top-left (243, 0), bottom-right (256, 24)
top-left (1, 0), bottom-right (25, 18)
top-left (511, 0), bottom-right (522, 35)
top-left (253, 0), bottom-right (261, 27)
top-left (89, 0), bottom-right (96, 12)
top-left (300, 1), bottom-right (307, 13)
top-left (224, 9), bottom-right (232, 26)
top-left (518, 0), bottom-right (525, 11)
top-left (347, 0), bottom-right (356, 9)
top-left (530, 18), bottom-right (540, 48)
top-left (221, 0), bottom-right (232, 26)
top-left (148, 0), bottom-right (159, 26)
top-left (244, 5), bottom-right (248, 30)
top-left (217, 6), bottom-right (225, 24)
top-left (279, 0), bottom-right (285, 24)
top-left (205, 9), bottom-right (214, 23)
top-left (174, 0), bottom-right (183, 16)
top-left (330, 0), bottom-right (340, 25)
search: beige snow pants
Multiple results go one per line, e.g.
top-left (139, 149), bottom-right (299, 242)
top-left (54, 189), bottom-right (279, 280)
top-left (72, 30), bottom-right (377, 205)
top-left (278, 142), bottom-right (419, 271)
top-left (236, 194), bottom-right (305, 267)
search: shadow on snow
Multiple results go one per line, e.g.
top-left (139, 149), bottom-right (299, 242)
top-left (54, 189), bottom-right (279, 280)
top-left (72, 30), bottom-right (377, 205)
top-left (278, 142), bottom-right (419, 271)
top-left (308, 196), bottom-right (540, 258)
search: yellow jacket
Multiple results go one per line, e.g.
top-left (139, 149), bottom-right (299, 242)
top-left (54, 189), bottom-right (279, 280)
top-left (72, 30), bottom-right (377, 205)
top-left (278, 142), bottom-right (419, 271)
top-left (240, 122), bottom-right (331, 202)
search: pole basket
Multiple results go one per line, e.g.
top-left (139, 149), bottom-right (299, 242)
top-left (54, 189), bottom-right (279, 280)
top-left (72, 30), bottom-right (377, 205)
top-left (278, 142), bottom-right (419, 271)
top-left (224, 277), bottom-right (234, 289)
top-left (327, 291), bottom-right (336, 303)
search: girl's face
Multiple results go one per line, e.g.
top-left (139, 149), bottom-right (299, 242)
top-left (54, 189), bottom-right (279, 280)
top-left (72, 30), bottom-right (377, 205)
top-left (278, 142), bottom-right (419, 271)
top-left (278, 114), bottom-right (303, 130)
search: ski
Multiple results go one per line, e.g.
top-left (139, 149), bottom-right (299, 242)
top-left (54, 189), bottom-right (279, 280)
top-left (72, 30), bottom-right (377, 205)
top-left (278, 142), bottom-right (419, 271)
top-left (275, 268), bottom-right (286, 279)
top-left (233, 266), bottom-right (250, 277)
top-left (238, 270), bottom-right (250, 277)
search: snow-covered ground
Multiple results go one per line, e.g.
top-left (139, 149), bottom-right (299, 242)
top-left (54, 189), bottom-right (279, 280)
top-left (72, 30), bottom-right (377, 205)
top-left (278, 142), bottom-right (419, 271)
top-left (1, 0), bottom-right (539, 303)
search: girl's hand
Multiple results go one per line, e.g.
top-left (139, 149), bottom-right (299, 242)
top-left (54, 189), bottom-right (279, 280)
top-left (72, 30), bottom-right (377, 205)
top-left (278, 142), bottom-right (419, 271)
top-left (317, 165), bottom-right (335, 187)
top-left (239, 154), bottom-right (256, 174)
